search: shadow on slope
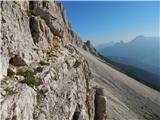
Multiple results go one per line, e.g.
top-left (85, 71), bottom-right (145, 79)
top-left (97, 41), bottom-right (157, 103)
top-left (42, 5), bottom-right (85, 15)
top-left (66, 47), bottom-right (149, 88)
top-left (99, 54), bottom-right (160, 92)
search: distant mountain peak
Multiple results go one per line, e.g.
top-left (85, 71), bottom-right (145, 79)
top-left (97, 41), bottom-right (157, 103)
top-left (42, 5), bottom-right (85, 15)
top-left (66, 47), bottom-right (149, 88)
top-left (135, 35), bottom-right (145, 39)
top-left (98, 36), bottom-right (160, 74)
top-left (119, 40), bottom-right (124, 44)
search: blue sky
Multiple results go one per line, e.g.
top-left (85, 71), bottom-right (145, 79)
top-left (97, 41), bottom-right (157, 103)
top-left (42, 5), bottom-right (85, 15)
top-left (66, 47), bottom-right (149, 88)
top-left (63, 1), bottom-right (160, 45)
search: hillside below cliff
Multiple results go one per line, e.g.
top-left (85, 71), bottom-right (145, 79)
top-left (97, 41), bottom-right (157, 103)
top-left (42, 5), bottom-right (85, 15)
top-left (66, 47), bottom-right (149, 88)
top-left (78, 48), bottom-right (160, 120)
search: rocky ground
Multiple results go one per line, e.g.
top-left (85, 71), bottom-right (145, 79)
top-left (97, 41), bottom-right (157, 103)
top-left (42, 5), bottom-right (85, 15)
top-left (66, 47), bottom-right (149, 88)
top-left (1, 1), bottom-right (159, 120)
top-left (0, 1), bottom-right (107, 120)
top-left (78, 48), bottom-right (160, 120)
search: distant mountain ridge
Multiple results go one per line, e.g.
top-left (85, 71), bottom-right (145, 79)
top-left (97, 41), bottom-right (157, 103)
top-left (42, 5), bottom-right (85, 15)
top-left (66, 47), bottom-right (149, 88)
top-left (96, 41), bottom-right (115, 51)
top-left (98, 36), bottom-right (160, 75)
top-left (98, 55), bottom-right (160, 91)
top-left (107, 56), bottom-right (160, 75)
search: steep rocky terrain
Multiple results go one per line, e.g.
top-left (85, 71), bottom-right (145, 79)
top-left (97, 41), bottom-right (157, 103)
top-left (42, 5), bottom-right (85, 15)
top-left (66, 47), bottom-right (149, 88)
top-left (83, 40), bottom-right (98, 56)
top-left (0, 1), bottom-right (107, 120)
top-left (78, 48), bottom-right (160, 120)
top-left (1, 1), bottom-right (159, 120)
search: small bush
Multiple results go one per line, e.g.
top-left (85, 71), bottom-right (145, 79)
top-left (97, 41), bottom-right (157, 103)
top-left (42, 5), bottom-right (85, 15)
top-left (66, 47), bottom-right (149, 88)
top-left (73, 60), bottom-right (81, 68)
top-left (7, 68), bottom-right (15, 78)
top-left (27, 9), bottom-right (38, 17)
top-left (21, 77), bottom-right (42, 87)
top-left (16, 69), bottom-right (27, 76)
top-left (17, 70), bottom-right (42, 87)
top-left (39, 61), bottom-right (50, 66)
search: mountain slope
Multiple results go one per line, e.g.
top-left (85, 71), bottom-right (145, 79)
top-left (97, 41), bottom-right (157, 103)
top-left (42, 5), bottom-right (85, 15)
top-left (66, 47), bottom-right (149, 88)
top-left (99, 36), bottom-right (160, 74)
top-left (78, 48), bottom-right (160, 120)
top-left (96, 41), bottom-right (115, 51)
top-left (107, 56), bottom-right (160, 75)
top-left (1, 1), bottom-right (107, 120)
top-left (99, 55), bottom-right (160, 91)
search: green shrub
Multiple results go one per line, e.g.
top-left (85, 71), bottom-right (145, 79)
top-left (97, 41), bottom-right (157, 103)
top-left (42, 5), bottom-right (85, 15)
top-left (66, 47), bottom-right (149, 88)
top-left (27, 9), bottom-right (38, 17)
top-left (73, 60), bottom-right (81, 68)
top-left (7, 68), bottom-right (15, 78)
top-left (17, 70), bottom-right (42, 87)
top-left (5, 88), bottom-right (17, 96)
top-left (16, 69), bottom-right (27, 76)
top-left (39, 61), bottom-right (50, 66)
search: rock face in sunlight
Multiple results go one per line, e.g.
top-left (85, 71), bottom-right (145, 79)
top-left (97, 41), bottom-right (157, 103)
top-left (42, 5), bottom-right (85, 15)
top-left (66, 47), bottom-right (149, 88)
top-left (0, 1), bottom-right (107, 120)
top-left (83, 40), bottom-right (98, 56)
top-left (94, 88), bottom-right (107, 120)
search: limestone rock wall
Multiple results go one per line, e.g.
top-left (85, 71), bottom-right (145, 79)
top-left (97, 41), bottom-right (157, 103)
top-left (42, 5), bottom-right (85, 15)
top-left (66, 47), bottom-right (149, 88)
top-left (0, 1), bottom-right (107, 120)
top-left (0, 1), bottom-right (83, 79)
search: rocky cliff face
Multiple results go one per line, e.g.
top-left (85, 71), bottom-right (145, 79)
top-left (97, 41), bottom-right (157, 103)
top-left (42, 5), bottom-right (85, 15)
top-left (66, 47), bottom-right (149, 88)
top-left (0, 1), bottom-right (106, 120)
top-left (83, 40), bottom-right (98, 56)
top-left (0, 1), bottom-right (83, 79)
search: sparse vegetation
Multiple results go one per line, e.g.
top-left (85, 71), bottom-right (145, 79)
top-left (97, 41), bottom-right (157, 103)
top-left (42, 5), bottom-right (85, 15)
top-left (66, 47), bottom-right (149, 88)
top-left (37, 89), bottom-right (46, 104)
top-left (33, 112), bottom-right (37, 120)
top-left (47, 51), bottom-right (54, 57)
top-left (73, 59), bottom-right (81, 68)
top-left (16, 69), bottom-right (27, 76)
top-left (35, 67), bottom-right (43, 73)
top-left (17, 70), bottom-right (42, 87)
top-left (100, 55), bottom-right (160, 91)
top-left (64, 45), bottom-right (68, 49)
top-left (39, 61), bottom-right (50, 66)
top-left (27, 9), bottom-right (38, 17)
top-left (40, 15), bottom-right (49, 22)
top-left (33, 37), bottom-right (39, 44)
top-left (7, 68), bottom-right (15, 78)
top-left (5, 88), bottom-right (17, 96)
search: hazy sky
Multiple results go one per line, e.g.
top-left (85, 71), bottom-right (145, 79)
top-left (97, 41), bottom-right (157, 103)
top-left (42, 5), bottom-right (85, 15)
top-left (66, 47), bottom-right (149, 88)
top-left (63, 1), bottom-right (160, 46)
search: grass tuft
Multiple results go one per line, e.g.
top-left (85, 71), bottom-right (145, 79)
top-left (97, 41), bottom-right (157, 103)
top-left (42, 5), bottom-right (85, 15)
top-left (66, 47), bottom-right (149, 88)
top-left (7, 68), bottom-right (15, 78)
top-left (17, 70), bottom-right (42, 87)
top-left (27, 9), bottom-right (38, 17)
top-left (5, 88), bottom-right (17, 96)
top-left (73, 59), bottom-right (81, 68)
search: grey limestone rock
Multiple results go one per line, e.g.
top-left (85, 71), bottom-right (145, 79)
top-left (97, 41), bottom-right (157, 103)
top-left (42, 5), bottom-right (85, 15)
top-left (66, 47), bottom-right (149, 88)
top-left (0, 1), bottom-right (107, 120)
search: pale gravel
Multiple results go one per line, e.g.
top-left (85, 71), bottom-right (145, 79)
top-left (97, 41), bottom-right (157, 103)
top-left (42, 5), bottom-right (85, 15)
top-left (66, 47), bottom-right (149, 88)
top-left (78, 47), bottom-right (160, 120)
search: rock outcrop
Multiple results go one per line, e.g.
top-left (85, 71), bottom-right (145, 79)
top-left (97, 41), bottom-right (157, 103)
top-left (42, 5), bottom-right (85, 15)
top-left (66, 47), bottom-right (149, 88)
top-left (83, 40), bottom-right (98, 56)
top-left (94, 88), bottom-right (107, 120)
top-left (0, 1), bottom-right (83, 80)
top-left (0, 1), bottom-right (107, 120)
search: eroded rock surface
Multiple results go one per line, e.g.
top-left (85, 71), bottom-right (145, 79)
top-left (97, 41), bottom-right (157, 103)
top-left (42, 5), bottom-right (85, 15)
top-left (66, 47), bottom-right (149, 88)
top-left (0, 1), bottom-right (106, 120)
top-left (94, 88), bottom-right (107, 120)
top-left (83, 40), bottom-right (98, 56)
